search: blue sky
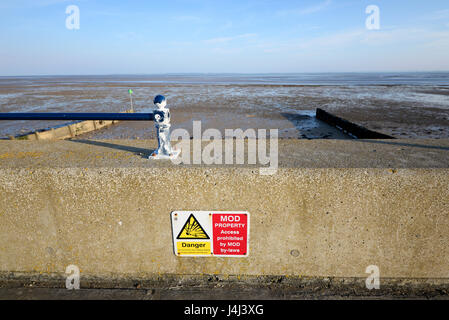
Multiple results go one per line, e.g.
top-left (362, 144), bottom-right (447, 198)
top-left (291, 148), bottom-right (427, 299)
top-left (1, 0), bottom-right (449, 75)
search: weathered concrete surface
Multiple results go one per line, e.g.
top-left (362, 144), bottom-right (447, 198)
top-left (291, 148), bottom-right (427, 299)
top-left (0, 139), bottom-right (448, 298)
top-left (0, 138), bottom-right (448, 168)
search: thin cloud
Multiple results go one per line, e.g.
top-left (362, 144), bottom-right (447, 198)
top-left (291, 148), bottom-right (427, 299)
top-left (220, 21), bottom-right (234, 31)
top-left (0, 0), bottom-right (73, 9)
top-left (422, 9), bottom-right (449, 21)
top-left (253, 27), bottom-right (449, 55)
top-left (171, 15), bottom-right (205, 23)
top-left (204, 33), bottom-right (257, 44)
top-left (276, 0), bottom-right (332, 16)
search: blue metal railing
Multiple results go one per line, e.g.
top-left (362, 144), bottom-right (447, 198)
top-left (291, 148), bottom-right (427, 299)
top-left (0, 112), bottom-right (162, 122)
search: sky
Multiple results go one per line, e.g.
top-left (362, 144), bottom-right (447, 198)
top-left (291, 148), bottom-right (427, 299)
top-left (0, 0), bottom-right (449, 75)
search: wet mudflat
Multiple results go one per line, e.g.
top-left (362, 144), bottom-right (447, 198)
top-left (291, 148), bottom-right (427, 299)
top-left (1, 74), bottom-right (448, 140)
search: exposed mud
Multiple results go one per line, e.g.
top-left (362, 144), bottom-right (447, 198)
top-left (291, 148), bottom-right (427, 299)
top-left (1, 76), bottom-right (448, 139)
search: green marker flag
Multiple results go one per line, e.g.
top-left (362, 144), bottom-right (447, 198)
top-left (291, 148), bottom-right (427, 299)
top-left (128, 89), bottom-right (134, 111)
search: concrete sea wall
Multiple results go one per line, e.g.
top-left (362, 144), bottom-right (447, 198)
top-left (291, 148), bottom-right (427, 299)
top-left (0, 139), bottom-right (448, 296)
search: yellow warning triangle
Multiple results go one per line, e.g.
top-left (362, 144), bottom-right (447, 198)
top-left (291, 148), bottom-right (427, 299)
top-left (177, 214), bottom-right (210, 239)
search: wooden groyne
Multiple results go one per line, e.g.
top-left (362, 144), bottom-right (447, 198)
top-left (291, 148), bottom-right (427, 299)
top-left (11, 109), bottom-right (134, 141)
top-left (316, 108), bottom-right (395, 139)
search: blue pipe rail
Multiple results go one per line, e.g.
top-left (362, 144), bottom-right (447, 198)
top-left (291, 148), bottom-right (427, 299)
top-left (0, 112), bottom-right (161, 121)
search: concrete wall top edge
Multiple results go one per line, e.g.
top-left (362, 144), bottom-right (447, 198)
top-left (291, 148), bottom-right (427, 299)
top-left (0, 139), bottom-right (448, 169)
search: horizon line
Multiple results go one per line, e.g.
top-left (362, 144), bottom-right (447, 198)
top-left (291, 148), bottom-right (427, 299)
top-left (1, 70), bottom-right (449, 77)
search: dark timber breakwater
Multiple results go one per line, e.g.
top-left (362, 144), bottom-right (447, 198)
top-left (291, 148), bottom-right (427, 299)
top-left (316, 108), bottom-right (395, 139)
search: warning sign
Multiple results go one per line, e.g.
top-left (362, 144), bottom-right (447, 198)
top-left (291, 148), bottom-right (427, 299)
top-left (171, 211), bottom-right (249, 257)
top-left (177, 214), bottom-right (210, 239)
